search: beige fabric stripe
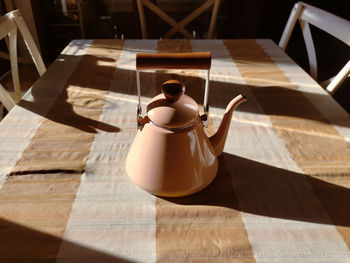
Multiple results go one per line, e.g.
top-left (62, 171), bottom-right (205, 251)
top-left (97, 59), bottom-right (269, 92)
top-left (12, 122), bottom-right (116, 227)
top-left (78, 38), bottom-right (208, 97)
top-left (255, 39), bottom-right (350, 145)
top-left (192, 40), bottom-right (349, 262)
top-left (155, 39), bottom-right (255, 262)
top-left (0, 40), bottom-right (123, 262)
top-left (0, 173), bottom-right (81, 262)
top-left (0, 42), bottom-right (88, 188)
top-left (11, 40), bottom-right (121, 174)
top-left (223, 39), bottom-right (350, 249)
top-left (56, 39), bottom-right (157, 263)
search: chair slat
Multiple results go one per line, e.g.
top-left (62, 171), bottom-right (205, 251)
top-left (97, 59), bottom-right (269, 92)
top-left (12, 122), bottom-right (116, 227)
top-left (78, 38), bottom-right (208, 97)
top-left (136, 0), bottom-right (220, 39)
top-left (300, 3), bottom-right (350, 46)
top-left (0, 10), bottom-right (46, 114)
top-left (0, 15), bottom-right (16, 40)
top-left (279, 1), bottom-right (350, 95)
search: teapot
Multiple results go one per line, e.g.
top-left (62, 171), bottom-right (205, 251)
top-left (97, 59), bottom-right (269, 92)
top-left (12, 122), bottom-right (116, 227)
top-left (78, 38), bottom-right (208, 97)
top-left (126, 52), bottom-right (246, 197)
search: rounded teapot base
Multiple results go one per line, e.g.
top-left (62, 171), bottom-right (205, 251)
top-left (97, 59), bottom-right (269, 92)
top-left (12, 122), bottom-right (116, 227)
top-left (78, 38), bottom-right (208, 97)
top-left (125, 121), bottom-right (219, 198)
top-left (150, 174), bottom-right (217, 197)
top-left (127, 165), bottom-right (218, 198)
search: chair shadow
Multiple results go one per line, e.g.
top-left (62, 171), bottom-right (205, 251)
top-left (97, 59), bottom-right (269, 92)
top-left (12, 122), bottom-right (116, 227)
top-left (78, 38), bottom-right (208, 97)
top-left (162, 153), bottom-right (350, 227)
top-left (111, 68), bottom-right (350, 129)
top-left (0, 218), bottom-right (134, 263)
top-left (17, 50), bottom-right (350, 132)
top-left (205, 80), bottom-right (350, 129)
top-left (18, 54), bottom-right (121, 134)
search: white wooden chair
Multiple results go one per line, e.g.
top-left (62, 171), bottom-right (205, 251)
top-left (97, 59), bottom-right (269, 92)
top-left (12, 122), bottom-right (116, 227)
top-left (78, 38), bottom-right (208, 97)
top-left (279, 1), bottom-right (350, 95)
top-left (136, 0), bottom-right (221, 39)
top-left (0, 9), bottom-right (46, 113)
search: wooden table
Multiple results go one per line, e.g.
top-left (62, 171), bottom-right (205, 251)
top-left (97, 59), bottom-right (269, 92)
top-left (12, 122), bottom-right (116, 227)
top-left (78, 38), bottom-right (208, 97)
top-left (1, 39), bottom-right (350, 262)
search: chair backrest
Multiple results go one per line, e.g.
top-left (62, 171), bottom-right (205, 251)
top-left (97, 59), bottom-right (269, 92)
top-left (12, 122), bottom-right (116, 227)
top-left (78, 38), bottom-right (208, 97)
top-left (0, 9), bottom-right (46, 111)
top-left (279, 1), bottom-right (350, 95)
top-left (136, 0), bottom-right (221, 39)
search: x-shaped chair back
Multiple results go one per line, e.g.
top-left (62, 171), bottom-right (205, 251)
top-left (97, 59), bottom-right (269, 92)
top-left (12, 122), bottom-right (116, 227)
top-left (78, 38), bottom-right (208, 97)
top-left (136, 0), bottom-right (221, 39)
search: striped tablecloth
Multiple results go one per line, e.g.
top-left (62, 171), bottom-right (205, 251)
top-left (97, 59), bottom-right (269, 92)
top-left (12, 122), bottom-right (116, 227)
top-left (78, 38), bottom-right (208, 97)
top-left (0, 39), bottom-right (350, 262)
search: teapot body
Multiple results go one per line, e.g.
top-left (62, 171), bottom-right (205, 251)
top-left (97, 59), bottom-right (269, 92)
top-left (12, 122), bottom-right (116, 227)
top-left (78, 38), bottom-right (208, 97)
top-left (126, 52), bottom-right (247, 197)
top-left (126, 121), bottom-right (218, 197)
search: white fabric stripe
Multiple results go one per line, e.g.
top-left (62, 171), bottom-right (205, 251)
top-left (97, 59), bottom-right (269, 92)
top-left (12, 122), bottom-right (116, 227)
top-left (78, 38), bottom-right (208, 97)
top-left (56, 40), bottom-right (158, 263)
top-left (191, 39), bottom-right (350, 262)
top-left (256, 39), bottom-right (350, 144)
top-left (0, 40), bottom-right (90, 189)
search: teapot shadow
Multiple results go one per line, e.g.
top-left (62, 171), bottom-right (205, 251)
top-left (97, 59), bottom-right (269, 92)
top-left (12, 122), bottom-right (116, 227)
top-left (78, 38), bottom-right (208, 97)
top-left (162, 153), bottom-right (350, 227)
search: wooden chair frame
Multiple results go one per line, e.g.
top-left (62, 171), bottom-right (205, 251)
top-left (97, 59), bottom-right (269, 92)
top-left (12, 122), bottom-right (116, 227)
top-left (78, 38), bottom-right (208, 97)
top-left (136, 0), bottom-right (221, 39)
top-left (279, 1), bottom-right (350, 95)
top-left (0, 10), bottom-right (46, 112)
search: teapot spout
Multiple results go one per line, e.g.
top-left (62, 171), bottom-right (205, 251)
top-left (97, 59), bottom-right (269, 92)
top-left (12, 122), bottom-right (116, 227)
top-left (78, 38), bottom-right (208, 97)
top-left (209, 94), bottom-right (247, 156)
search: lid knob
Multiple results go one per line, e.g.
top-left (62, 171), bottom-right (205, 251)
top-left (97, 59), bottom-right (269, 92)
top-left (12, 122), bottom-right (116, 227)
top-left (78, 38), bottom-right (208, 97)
top-left (161, 80), bottom-right (185, 102)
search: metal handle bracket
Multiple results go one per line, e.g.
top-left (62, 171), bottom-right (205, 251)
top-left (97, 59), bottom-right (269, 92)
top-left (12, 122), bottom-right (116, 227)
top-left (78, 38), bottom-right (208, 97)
top-left (135, 52), bottom-right (211, 129)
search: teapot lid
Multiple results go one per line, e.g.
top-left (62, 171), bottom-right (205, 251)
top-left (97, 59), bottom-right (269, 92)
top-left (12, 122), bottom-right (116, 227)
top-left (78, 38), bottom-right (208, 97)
top-left (147, 80), bottom-right (199, 129)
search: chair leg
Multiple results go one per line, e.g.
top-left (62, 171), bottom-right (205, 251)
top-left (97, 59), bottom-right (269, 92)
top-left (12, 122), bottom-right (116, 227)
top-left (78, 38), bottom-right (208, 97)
top-left (208, 0), bottom-right (220, 39)
top-left (136, 0), bottom-right (148, 39)
top-left (0, 83), bottom-right (15, 112)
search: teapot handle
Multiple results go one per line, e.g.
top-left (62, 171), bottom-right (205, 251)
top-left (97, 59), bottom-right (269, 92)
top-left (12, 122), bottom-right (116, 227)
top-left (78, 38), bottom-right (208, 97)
top-left (136, 52), bottom-right (211, 70)
top-left (135, 52), bottom-right (211, 129)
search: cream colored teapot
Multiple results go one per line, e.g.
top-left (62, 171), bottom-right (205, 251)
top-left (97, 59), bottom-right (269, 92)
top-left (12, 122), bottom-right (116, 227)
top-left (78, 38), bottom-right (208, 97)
top-left (126, 52), bottom-right (246, 197)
